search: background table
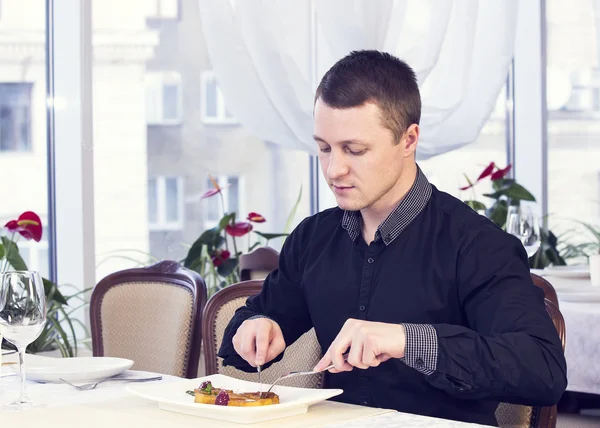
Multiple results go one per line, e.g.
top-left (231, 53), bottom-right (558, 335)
top-left (540, 273), bottom-right (600, 395)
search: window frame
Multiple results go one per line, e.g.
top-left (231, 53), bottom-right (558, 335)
top-left (145, 71), bottom-right (183, 126)
top-left (148, 176), bottom-right (185, 231)
top-left (200, 71), bottom-right (238, 125)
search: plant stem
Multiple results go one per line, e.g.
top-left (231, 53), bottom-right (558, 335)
top-left (232, 237), bottom-right (241, 279)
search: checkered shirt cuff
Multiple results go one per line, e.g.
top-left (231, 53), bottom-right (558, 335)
top-left (401, 323), bottom-right (438, 375)
top-left (247, 315), bottom-right (272, 321)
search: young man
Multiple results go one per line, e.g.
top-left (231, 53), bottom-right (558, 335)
top-left (218, 50), bottom-right (567, 426)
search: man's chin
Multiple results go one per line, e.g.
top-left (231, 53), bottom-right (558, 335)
top-left (335, 199), bottom-right (364, 212)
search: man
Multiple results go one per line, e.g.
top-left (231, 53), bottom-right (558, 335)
top-left (218, 50), bottom-right (567, 426)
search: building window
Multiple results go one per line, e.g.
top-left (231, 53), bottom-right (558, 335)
top-left (146, 0), bottom-right (179, 20)
top-left (200, 71), bottom-right (237, 125)
top-left (145, 72), bottom-right (182, 125)
top-left (204, 176), bottom-right (241, 228)
top-left (148, 176), bottom-right (184, 230)
top-left (0, 83), bottom-right (33, 152)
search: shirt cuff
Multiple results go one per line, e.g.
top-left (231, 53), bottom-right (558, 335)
top-left (400, 323), bottom-right (438, 375)
top-left (247, 315), bottom-right (272, 321)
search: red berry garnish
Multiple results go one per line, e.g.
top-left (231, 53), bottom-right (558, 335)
top-left (215, 390), bottom-right (230, 406)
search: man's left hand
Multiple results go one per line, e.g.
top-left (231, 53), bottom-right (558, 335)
top-left (313, 319), bottom-right (406, 373)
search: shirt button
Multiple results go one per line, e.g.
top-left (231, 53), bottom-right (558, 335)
top-left (367, 257), bottom-right (374, 264)
top-left (362, 400), bottom-right (368, 406)
top-left (359, 305), bottom-right (366, 312)
top-left (415, 358), bottom-right (424, 369)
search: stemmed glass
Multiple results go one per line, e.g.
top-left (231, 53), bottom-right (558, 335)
top-left (506, 206), bottom-right (542, 258)
top-left (0, 271), bottom-right (46, 410)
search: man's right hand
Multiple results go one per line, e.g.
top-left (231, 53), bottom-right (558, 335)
top-left (232, 317), bottom-right (286, 367)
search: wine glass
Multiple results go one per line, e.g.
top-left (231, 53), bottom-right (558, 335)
top-left (506, 207), bottom-right (541, 258)
top-left (0, 271), bottom-right (46, 410)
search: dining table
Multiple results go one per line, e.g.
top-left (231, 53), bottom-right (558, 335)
top-left (0, 352), bottom-right (491, 428)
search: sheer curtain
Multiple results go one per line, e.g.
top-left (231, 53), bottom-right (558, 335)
top-left (198, 0), bottom-right (518, 159)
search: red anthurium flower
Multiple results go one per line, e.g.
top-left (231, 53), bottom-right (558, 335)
top-left (4, 211), bottom-right (43, 242)
top-left (247, 212), bottom-right (266, 223)
top-left (459, 184), bottom-right (473, 191)
top-left (200, 174), bottom-right (230, 199)
top-left (490, 165), bottom-right (512, 181)
top-left (476, 162), bottom-right (496, 181)
top-left (210, 249), bottom-right (231, 267)
top-left (225, 222), bottom-right (253, 237)
top-left (200, 188), bottom-right (222, 199)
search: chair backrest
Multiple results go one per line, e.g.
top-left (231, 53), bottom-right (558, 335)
top-left (90, 260), bottom-right (207, 379)
top-left (202, 280), bottom-right (323, 388)
top-left (239, 247), bottom-right (279, 281)
top-left (530, 273), bottom-right (559, 308)
top-left (495, 274), bottom-right (565, 428)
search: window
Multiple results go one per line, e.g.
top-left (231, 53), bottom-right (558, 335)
top-left (148, 176), bottom-right (184, 230)
top-left (145, 72), bottom-right (182, 125)
top-left (0, 83), bottom-right (32, 152)
top-left (546, 0), bottom-right (600, 240)
top-left (146, 0), bottom-right (179, 20)
top-left (200, 71), bottom-right (237, 125)
top-left (204, 175), bottom-right (241, 228)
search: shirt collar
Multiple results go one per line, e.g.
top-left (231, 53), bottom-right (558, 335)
top-left (341, 165), bottom-right (432, 245)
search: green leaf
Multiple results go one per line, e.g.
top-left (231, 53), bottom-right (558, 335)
top-left (491, 178), bottom-right (515, 192)
top-left (253, 231), bottom-right (290, 241)
top-left (486, 200), bottom-right (509, 228)
top-left (482, 183), bottom-right (536, 202)
top-left (248, 242), bottom-right (261, 252)
top-left (219, 213), bottom-right (236, 231)
top-left (43, 278), bottom-right (68, 305)
top-left (0, 243), bottom-right (4, 259)
top-left (1, 237), bottom-right (27, 270)
top-left (184, 228), bottom-right (224, 268)
top-left (575, 221), bottom-right (600, 243)
top-left (284, 185), bottom-right (303, 234)
top-left (464, 200), bottom-right (487, 211)
top-left (217, 258), bottom-right (238, 277)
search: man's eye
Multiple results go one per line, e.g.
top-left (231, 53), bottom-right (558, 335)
top-left (348, 149), bottom-right (365, 155)
top-left (319, 147), bottom-right (331, 153)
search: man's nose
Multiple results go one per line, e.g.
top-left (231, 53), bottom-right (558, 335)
top-left (327, 153), bottom-right (349, 180)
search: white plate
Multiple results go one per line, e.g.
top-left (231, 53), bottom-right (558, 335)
top-left (127, 373), bottom-right (343, 424)
top-left (10, 354), bottom-right (133, 383)
top-left (543, 265), bottom-right (590, 279)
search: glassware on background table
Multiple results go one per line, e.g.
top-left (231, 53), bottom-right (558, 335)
top-left (0, 271), bottom-right (46, 410)
top-left (506, 206), bottom-right (541, 258)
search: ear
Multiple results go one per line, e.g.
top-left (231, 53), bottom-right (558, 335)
top-left (402, 124), bottom-right (419, 158)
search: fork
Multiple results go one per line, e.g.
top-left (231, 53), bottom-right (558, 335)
top-left (59, 375), bottom-right (162, 391)
top-left (262, 352), bottom-right (349, 397)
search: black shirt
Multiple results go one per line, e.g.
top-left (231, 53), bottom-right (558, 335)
top-left (219, 167), bottom-right (567, 426)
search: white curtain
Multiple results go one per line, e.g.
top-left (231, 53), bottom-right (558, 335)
top-left (198, 0), bottom-right (518, 159)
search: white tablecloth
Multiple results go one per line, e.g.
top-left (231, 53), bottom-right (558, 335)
top-left (542, 274), bottom-right (600, 395)
top-left (0, 363), bottom-right (490, 427)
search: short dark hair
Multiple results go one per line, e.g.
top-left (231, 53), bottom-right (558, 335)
top-left (314, 50), bottom-right (421, 143)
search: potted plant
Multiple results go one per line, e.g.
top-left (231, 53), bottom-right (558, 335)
top-left (183, 175), bottom-right (302, 296)
top-left (460, 162), bottom-right (569, 269)
top-left (1, 211), bottom-right (89, 357)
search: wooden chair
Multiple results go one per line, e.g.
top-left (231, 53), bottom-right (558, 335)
top-left (90, 260), bottom-right (207, 378)
top-left (239, 247), bottom-right (279, 281)
top-left (494, 273), bottom-right (566, 428)
top-left (202, 280), bottom-right (323, 388)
